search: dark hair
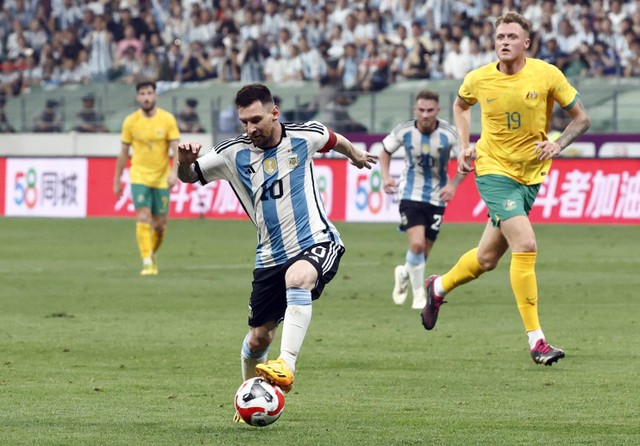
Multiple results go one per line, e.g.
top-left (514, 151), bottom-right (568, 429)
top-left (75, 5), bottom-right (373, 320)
top-left (235, 83), bottom-right (274, 108)
top-left (416, 90), bottom-right (439, 103)
top-left (136, 81), bottom-right (156, 92)
top-left (495, 12), bottom-right (531, 36)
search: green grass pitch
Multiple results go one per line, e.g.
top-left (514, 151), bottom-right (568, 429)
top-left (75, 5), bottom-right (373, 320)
top-left (0, 218), bottom-right (638, 445)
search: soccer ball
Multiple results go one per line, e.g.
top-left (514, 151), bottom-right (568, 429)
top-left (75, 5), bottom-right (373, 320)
top-left (234, 377), bottom-right (285, 427)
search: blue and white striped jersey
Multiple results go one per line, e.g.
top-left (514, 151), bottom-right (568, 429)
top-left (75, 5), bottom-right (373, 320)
top-left (194, 121), bottom-right (343, 268)
top-left (382, 118), bottom-right (459, 206)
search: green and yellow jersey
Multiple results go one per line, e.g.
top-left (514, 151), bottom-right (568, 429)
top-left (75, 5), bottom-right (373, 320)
top-left (121, 108), bottom-right (180, 188)
top-left (458, 58), bottom-right (579, 185)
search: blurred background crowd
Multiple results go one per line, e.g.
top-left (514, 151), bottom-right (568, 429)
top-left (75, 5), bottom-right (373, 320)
top-left (1, 0), bottom-right (639, 99)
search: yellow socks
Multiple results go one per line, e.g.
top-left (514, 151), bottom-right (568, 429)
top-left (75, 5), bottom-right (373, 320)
top-left (442, 248), bottom-right (485, 293)
top-left (136, 222), bottom-right (152, 260)
top-left (510, 252), bottom-right (540, 331)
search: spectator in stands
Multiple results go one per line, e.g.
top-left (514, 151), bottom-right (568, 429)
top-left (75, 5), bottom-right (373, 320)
top-left (443, 37), bottom-right (469, 80)
top-left (563, 43), bottom-right (590, 78)
top-left (138, 51), bottom-right (161, 83)
top-left (111, 44), bottom-right (141, 84)
top-left (357, 39), bottom-right (389, 92)
top-left (556, 18), bottom-right (581, 55)
top-left (59, 55), bottom-right (88, 86)
top-left (0, 57), bottom-right (22, 96)
top-left (53, 0), bottom-right (83, 30)
top-left (323, 91), bottom-right (367, 133)
top-left (403, 40), bottom-right (430, 79)
top-left (75, 93), bottom-right (108, 133)
top-left (25, 19), bottom-right (48, 54)
top-left (161, 2), bottom-right (187, 47)
top-left (86, 14), bottom-right (113, 83)
top-left (112, 3), bottom-right (147, 42)
top-left (115, 24), bottom-right (143, 60)
top-left (428, 37), bottom-right (446, 79)
top-left (40, 56), bottom-right (62, 89)
top-left (177, 98), bottom-right (205, 133)
top-left (33, 99), bottom-right (63, 132)
top-left (78, 8), bottom-right (95, 43)
top-left (388, 44), bottom-right (409, 82)
top-left (239, 38), bottom-right (267, 83)
top-left (263, 43), bottom-right (289, 83)
top-left (180, 40), bottom-right (213, 82)
top-left (298, 36), bottom-right (326, 83)
top-left (537, 37), bottom-right (567, 71)
top-left (589, 40), bottom-right (620, 76)
top-left (337, 42), bottom-right (360, 89)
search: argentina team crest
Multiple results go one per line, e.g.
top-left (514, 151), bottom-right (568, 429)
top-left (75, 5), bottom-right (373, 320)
top-left (263, 158), bottom-right (277, 175)
top-left (287, 154), bottom-right (299, 169)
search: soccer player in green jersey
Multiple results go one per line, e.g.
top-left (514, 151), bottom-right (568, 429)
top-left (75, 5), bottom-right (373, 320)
top-left (113, 81), bottom-right (181, 276)
top-left (421, 12), bottom-right (591, 366)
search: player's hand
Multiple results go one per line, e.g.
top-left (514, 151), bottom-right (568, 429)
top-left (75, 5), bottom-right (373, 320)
top-left (113, 180), bottom-right (123, 198)
top-left (439, 183), bottom-right (455, 203)
top-left (383, 176), bottom-right (397, 194)
top-left (350, 151), bottom-right (378, 170)
top-left (178, 142), bottom-right (202, 164)
top-left (534, 140), bottom-right (561, 160)
top-left (457, 148), bottom-right (475, 174)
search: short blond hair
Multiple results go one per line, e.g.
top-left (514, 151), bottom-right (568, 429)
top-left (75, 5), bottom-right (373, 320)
top-left (495, 12), bottom-right (531, 36)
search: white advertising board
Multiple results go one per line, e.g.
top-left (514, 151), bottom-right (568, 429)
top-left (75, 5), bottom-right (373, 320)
top-left (5, 158), bottom-right (88, 217)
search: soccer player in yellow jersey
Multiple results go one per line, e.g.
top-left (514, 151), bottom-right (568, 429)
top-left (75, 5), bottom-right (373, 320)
top-left (113, 81), bottom-right (181, 276)
top-left (421, 12), bottom-right (591, 366)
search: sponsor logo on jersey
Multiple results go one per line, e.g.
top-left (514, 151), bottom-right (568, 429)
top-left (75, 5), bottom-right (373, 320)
top-left (525, 91), bottom-right (539, 99)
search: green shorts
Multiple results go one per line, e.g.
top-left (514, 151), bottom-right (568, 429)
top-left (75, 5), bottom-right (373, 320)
top-left (130, 184), bottom-right (170, 216)
top-left (476, 174), bottom-right (540, 227)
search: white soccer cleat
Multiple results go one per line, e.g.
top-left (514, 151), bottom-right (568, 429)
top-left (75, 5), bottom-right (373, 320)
top-left (392, 265), bottom-right (410, 305)
top-left (411, 289), bottom-right (426, 310)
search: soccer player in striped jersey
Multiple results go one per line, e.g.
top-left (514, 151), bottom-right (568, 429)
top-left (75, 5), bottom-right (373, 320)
top-left (114, 81), bottom-right (180, 276)
top-left (422, 12), bottom-right (591, 366)
top-left (177, 84), bottom-right (377, 410)
top-left (380, 90), bottom-right (468, 310)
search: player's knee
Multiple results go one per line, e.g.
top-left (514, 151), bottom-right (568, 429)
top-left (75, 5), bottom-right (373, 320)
top-left (248, 331), bottom-right (272, 352)
top-left (477, 252), bottom-right (500, 271)
top-left (408, 242), bottom-right (426, 255)
top-left (284, 264), bottom-right (317, 289)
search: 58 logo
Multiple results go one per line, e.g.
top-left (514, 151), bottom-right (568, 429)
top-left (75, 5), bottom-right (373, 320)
top-left (14, 168), bottom-right (38, 208)
top-left (355, 170), bottom-right (383, 213)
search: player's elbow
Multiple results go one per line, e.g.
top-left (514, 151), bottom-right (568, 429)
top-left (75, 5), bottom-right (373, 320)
top-left (581, 113), bottom-right (592, 131)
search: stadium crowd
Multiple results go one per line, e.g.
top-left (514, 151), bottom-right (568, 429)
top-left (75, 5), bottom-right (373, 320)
top-left (0, 0), bottom-right (639, 99)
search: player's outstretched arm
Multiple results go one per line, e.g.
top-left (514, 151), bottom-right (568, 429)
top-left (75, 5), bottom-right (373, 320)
top-left (333, 133), bottom-right (378, 169)
top-left (177, 142), bottom-right (202, 183)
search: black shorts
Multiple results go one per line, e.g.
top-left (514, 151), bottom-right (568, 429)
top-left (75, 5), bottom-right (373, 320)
top-left (398, 200), bottom-right (446, 242)
top-left (248, 242), bottom-right (345, 327)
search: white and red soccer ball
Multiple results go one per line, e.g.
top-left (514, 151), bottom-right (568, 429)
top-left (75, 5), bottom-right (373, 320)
top-left (234, 377), bottom-right (285, 426)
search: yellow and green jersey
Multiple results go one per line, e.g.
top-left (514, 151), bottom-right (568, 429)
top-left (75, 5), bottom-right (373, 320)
top-left (458, 58), bottom-right (579, 185)
top-left (121, 108), bottom-right (180, 188)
